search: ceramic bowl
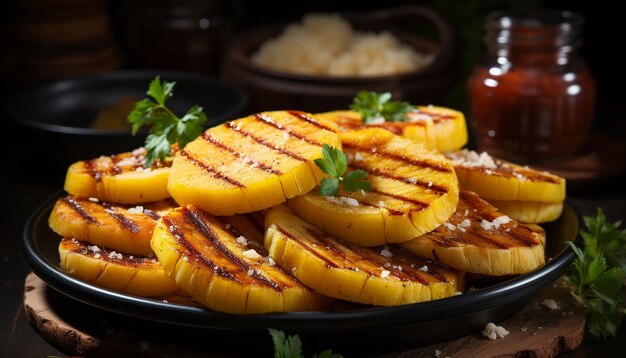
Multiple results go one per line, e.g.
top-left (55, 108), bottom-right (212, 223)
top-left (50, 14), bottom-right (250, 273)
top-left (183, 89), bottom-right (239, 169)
top-left (221, 5), bottom-right (458, 113)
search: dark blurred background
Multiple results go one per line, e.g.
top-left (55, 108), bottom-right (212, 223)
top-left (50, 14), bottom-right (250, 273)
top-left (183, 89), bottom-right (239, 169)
top-left (1, 0), bottom-right (623, 137)
top-left (1, 0), bottom-right (624, 192)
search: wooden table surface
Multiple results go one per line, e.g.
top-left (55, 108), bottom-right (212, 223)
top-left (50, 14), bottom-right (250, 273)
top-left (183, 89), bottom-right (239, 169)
top-left (2, 121), bottom-right (625, 357)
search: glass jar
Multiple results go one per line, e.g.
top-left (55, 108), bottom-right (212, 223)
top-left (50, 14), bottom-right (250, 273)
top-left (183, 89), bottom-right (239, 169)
top-left (468, 10), bottom-right (596, 163)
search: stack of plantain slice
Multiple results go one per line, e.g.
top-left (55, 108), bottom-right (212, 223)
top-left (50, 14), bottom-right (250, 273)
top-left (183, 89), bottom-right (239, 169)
top-left (49, 106), bottom-right (567, 314)
top-left (445, 149), bottom-right (566, 223)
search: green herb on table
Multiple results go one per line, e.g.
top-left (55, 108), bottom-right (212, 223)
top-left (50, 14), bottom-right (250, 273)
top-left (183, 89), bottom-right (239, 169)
top-left (314, 144), bottom-right (371, 197)
top-left (127, 76), bottom-right (207, 167)
top-left (350, 90), bottom-right (414, 124)
top-left (565, 208), bottom-right (626, 338)
top-left (269, 329), bottom-right (342, 358)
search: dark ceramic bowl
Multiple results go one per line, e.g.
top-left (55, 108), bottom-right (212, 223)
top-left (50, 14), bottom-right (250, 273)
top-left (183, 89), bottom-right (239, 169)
top-left (221, 5), bottom-right (458, 113)
top-left (3, 70), bottom-right (247, 168)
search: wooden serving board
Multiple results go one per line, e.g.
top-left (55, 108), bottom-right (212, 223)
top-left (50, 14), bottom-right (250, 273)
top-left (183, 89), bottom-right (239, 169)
top-left (23, 272), bottom-right (585, 357)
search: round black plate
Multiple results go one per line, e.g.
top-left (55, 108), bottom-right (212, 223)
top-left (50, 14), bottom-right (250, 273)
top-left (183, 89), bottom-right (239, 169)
top-left (23, 190), bottom-right (581, 354)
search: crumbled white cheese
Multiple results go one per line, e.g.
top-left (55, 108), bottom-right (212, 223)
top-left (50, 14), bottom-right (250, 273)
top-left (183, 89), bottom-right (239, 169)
top-left (88, 197), bottom-right (99, 202)
top-left (267, 257), bottom-right (276, 266)
top-left (182, 256), bottom-right (189, 262)
top-left (428, 181), bottom-right (433, 187)
top-left (247, 269), bottom-right (254, 276)
top-left (407, 177), bottom-right (418, 184)
top-left (481, 220), bottom-right (494, 230)
top-left (459, 219), bottom-right (471, 228)
top-left (325, 196), bottom-right (359, 207)
top-left (444, 222), bottom-right (457, 231)
top-left (283, 132), bottom-right (290, 140)
top-left (446, 149), bottom-right (498, 169)
top-left (380, 270), bottom-right (391, 278)
top-left (380, 247), bottom-right (393, 259)
top-left (93, 253), bottom-right (101, 259)
top-left (242, 249), bottom-right (262, 259)
top-left (541, 299), bottom-right (560, 310)
top-left (88, 245), bottom-right (101, 253)
top-left (236, 236), bottom-right (248, 245)
top-left (378, 200), bottom-right (386, 207)
top-left (419, 265), bottom-right (429, 272)
top-left (127, 205), bottom-right (144, 214)
top-left (354, 152), bottom-right (365, 161)
top-left (108, 251), bottom-right (123, 260)
top-left (482, 322), bottom-right (509, 340)
top-left (495, 215), bottom-right (511, 225)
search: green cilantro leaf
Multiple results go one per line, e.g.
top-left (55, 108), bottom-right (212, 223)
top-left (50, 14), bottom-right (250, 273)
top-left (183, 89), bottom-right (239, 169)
top-left (314, 144), bottom-right (371, 196)
top-left (565, 208), bottom-right (626, 338)
top-left (269, 329), bottom-right (342, 358)
top-left (269, 329), bottom-right (303, 358)
top-left (319, 178), bottom-right (340, 197)
top-left (127, 76), bottom-right (207, 167)
top-left (350, 90), bottom-right (414, 124)
top-left (342, 169), bottom-right (371, 192)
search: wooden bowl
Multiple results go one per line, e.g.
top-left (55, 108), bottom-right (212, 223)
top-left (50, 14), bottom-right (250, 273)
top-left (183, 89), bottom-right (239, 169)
top-left (221, 5), bottom-right (458, 113)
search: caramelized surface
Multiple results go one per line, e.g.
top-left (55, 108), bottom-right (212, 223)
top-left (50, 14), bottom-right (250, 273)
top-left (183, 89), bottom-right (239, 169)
top-left (151, 205), bottom-right (328, 314)
top-left (49, 196), bottom-right (178, 256)
top-left (401, 191), bottom-right (545, 275)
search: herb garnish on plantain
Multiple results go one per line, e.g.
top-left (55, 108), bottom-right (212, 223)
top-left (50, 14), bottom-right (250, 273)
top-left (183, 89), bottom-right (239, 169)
top-left (314, 144), bottom-right (371, 197)
top-left (350, 90), bottom-right (414, 124)
top-left (127, 76), bottom-right (207, 167)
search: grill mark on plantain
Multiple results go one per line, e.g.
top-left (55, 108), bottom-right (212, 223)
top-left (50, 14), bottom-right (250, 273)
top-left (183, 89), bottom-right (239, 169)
top-left (62, 197), bottom-right (99, 224)
top-left (349, 163), bottom-right (448, 194)
top-left (413, 109), bottom-right (457, 123)
top-left (200, 132), bottom-right (283, 175)
top-left (287, 110), bottom-right (337, 132)
top-left (226, 121), bottom-right (308, 162)
top-left (84, 160), bottom-right (103, 182)
top-left (184, 208), bottom-right (282, 291)
top-left (342, 143), bottom-right (452, 173)
top-left (504, 227), bottom-right (542, 247)
top-left (460, 165), bottom-right (561, 184)
top-left (369, 189), bottom-right (430, 210)
top-left (180, 150), bottom-right (245, 188)
top-left (63, 238), bottom-right (151, 267)
top-left (162, 215), bottom-right (239, 282)
top-left (254, 113), bottom-right (323, 147)
top-left (464, 230), bottom-right (515, 249)
top-left (275, 226), bottom-right (340, 269)
top-left (101, 202), bottom-right (141, 234)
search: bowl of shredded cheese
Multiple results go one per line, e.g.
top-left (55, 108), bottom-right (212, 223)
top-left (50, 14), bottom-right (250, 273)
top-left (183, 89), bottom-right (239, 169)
top-left (222, 5), bottom-right (457, 113)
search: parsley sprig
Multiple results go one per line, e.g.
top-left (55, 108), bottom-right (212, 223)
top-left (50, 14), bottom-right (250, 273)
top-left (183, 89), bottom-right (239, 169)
top-left (565, 208), bottom-right (626, 338)
top-left (127, 76), bottom-right (207, 167)
top-left (314, 144), bottom-right (371, 197)
top-left (269, 329), bottom-right (342, 358)
top-left (350, 90), bottom-right (414, 124)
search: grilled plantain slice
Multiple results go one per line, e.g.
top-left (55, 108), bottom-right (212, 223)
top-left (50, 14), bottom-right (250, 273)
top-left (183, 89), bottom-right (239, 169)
top-left (49, 196), bottom-right (177, 256)
top-left (59, 238), bottom-right (180, 297)
top-left (317, 105), bottom-right (468, 152)
top-left (65, 147), bottom-right (173, 204)
top-left (401, 191), bottom-right (546, 275)
top-left (167, 110), bottom-right (341, 216)
top-left (151, 205), bottom-right (328, 314)
top-left (486, 199), bottom-right (563, 224)
top-left (288, 128), bottom-right (459, 246)
top-left (265, 205), bottom-right (463, 306)
top-left (444, 149), bottom-right (566, 203)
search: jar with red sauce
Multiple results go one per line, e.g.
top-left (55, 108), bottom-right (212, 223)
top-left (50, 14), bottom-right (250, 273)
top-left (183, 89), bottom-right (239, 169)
top-left (468, 10), bottom-right (596, 163)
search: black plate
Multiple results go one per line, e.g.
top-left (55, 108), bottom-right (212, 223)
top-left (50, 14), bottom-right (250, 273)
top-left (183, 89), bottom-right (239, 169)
top-left (3, 70), bottom-right (247, 166)
top-left (23, 190), bottom-right (581, 354)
